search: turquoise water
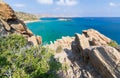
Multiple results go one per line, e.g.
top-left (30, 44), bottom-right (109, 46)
top-left (26, 17), bottom-right (120, 44)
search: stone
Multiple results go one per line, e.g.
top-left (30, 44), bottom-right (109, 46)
top-left (0, 19), bottom-right (11, 31)
top-left (0, 2), bottom-right (17, 21)
top-left (36, 36), bottom-right (42, 44)
top-left (82, 29), bottom-right (111, 46)
top-left (85, 46), bottom-right (120, 78)
top-left (0, 2), bottom-right (42, 45)
top-left (72, 33), bottom-right (90, 56)
top-left (10, 23), bottom-right (26, 31)
top-left (26, 29), bottom-right (33, 36)
top-left (48, 36), bottom-right (74, 50)
top-left (28, 36), bottom-right (41, 46)
top-left (115, 46), bottom-right (120, 52)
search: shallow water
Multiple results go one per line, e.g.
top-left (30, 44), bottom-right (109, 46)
top-left (26, 17), bottom-right (120, 44)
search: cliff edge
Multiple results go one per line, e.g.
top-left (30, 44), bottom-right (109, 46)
top-left (0, 2), bottom-right (42, 46)
top-left (48, 29), bottom-right (120, 78)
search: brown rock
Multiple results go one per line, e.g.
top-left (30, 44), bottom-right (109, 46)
top-left (85, 46), bottom-right (120, 78)
top-left (0, 21), bottom-right (9, 36)
top-left (0, 18), bottom-right (11, 31)
top-left (36, 36), bottom-right (42, 44)
top-left (0, 2), bottom-right (17, 21)
top-left (26, 29), bottom-right (33, 36)
top-left (10, 23), bottom-right (26, 31)
top-left (0, 2), bottom-right (42, 45)
top-left (28, 36), bottom-right (41, 46)
top-left (115, 46), bottom-right (120, 52)
top-left (72, 33), bottom-right (90, 56)
top-left (82, 29), bottom-right (111, 46)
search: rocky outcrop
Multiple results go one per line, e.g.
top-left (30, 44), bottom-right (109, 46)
top-left (48, 36), bottom-right (75, 50)
top-left (48, 35), bottom-right (102, 78)
top-left (72, 34), bottom-right (90, 56)
top-left (0, 2), bottom-right (42, 46)
top-left (71, 29), bottom-right (120, 78)
top-left (49, 29), bottom-right (119, 78)
top-left (84, 46), bottom-right (120, 78)
top-left (115, 46), bottom-right (120, 52)
top-left (0, 2), bottom-right (17, 21)
top-left (82, 29), bottom-right (111, 46)
top-left (72, 29), bottom-right (112, 57)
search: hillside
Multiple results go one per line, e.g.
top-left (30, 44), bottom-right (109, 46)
top-left (1, 2), bottom-right (120, 78)
top-left (15, 12), bottom-right (39, 21)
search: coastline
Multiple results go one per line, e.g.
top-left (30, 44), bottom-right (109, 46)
top-left (24, 20), bottom-right (40, 23)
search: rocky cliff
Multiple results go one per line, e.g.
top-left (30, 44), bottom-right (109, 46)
top-left (1, 2), bottom-right (120, 78)
top-left (0, 2), bottom-right (42, 46)
top-left (48, 29), bottom-right (120, 78)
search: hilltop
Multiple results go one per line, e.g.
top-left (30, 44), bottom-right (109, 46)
top-left (15, 11), bottom-right (39, 21)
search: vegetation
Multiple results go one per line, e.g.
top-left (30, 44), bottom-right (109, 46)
top-left (56, 45), bottom-right (63, 53)
top-left (15, 12), bottom-right (38, 21)
top-left (0, 34), bottom-right (62, 78)
top-left (62, 63), bottom-right (70, 72)
top-left (108, 40), bottom-right (118, 47)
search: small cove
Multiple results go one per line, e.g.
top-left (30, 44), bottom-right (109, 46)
top-left (26, 17), bottom-right (120, 44)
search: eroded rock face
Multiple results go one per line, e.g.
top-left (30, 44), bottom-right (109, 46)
top-left (85, 46), bottom-right (120, 78)
top-left (0, 2), bottom-right (42, 46)
top-left (82, 29), bottom-right (111, 46)
top-left (71, 29), bottom-right (120, 78)
top-left (72, 34), bottom-right (90, 56)
top-left (115, 46), bottom-right (120, 52)
top-left (48, 36), bottom-right (75, 50)
top-left (28, 36), bottom-right (42, 46)
top-left (0, 2), bottom-right (17, 21)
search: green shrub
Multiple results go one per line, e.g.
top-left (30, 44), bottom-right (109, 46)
top-left (0, 34), bottom-right (62, 78)
top-left (108, 40), bottom-right (118, 47)
top-left (0, 34), bottom-right (27, 52)
top-left (56, 45), bottom-right (63, 53)
top-left (62, 63), bottom-right (70, 72)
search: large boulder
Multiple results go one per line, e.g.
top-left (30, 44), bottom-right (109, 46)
top-left (115, 46), bottom-right (120, 52)
top-left (72, 33), bottom-right (90, 56)
top-left (0, 20), bottom-right (9, 36)
top-left (0, 2), bottom-right (17, 21)
top-left (85, 46), bottom-right (120, 78)
top-left (0, 18), bottom-right (11, 31)
top-left (82, 29), bottom-right (111, 46)
top-left (0, 2), bottom-right (42, 46)
top-left (71, 29), bottom-right (120, 78)
top-left (72, 29), bottom-right (112, 57)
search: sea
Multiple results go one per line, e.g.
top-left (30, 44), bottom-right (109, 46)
top-left (26, 17), bottom-right (120, 44)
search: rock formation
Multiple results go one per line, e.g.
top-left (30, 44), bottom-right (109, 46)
top-left (49, 29), bottom-right (119, 78)
top-left (82, 29), bottom-right (111, 46)
top-left (85, 46), bottom-right (120, 78)
top-left (71, 29), bottom-right (120, 78)
top-left (1, 2), bottom-right (119, 78)
top-left (0, 2), bottom-right (42, 46)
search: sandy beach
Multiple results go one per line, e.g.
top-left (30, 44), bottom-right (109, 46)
top-left (24, 20), bottom-right (40, 23)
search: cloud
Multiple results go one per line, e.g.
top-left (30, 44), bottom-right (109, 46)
top-left (37, 0), bottom-right (53, 4)
top-left (109, 2), bottom-right (117, 7)
top-left (13, 4), bottom-right (26, 8)
top-left (37, 0), bottom-right (78, 6)
top-left (56, 0), bottom-right (77, 6)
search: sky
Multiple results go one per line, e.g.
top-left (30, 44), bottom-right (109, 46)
top-left (4, 0), bottom-right (120, 17)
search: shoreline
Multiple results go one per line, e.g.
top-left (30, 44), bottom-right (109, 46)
top-left (24, 20), bottom-right (40, 23)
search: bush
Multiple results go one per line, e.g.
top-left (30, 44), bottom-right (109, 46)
top-left (56, 45), bottom-right (63, 53)
top-left (108, 40), bottom-right (118, 47)
top-left (62, 63), bottom-right (70, 72)
top-left (0, 34), bottom-right (62, 78)
top-left (0, 34), bottom-right (27, 52)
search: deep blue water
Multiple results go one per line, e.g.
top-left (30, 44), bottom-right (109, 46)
top-left (26, 17), bottom-right (120, 44)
